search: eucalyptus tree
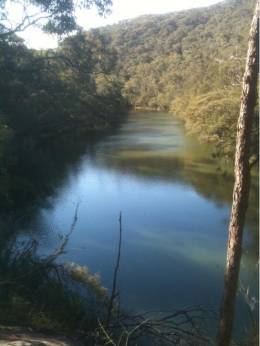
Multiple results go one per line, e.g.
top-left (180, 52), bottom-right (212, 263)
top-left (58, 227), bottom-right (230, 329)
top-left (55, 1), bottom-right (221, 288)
top-left (217, 1), bottom-right (259, 345)
top-left (0, 0), bottom-right (112, 37)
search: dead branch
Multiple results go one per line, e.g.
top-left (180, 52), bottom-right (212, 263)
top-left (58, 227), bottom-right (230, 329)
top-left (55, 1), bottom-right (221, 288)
top-left (0, 203), bottom-right (79, 287)
top-left (99, 305), bottom-right (215, 345)
top-left (43, 202), bottom-right (80, 265)
top-left (0, 12), bottom-right (53, 39)
top-left (106, 211), bottom-right (123, 328)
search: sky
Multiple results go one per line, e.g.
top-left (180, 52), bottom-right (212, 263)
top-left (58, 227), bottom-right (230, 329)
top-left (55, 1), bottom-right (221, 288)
top-left (8, 0), bottom-right (223, 49)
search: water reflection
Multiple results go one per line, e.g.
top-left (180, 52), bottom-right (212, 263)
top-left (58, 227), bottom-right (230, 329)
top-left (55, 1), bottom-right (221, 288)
top-left (2, 111), bottom-right (258, 339)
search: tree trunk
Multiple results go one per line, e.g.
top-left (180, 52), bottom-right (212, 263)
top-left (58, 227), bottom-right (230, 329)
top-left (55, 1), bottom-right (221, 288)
top-left (217, 2), bottom-right (259, 346)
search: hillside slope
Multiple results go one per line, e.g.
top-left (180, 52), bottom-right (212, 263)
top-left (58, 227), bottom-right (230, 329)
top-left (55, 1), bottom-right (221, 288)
top-left (95, 0), bottom-right (257, 155)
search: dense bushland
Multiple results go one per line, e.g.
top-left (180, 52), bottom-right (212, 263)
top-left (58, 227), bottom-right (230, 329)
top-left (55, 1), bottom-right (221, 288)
top-left (97, 0), bottom-right (258, 155)
top-left (0, 32), bottom-right (128, 139)
top-left (0, 30), bottom-right (129, 216)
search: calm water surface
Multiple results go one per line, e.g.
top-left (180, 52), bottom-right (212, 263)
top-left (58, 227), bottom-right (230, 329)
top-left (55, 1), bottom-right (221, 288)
top-left (19, 112), bottom-right (258, 337)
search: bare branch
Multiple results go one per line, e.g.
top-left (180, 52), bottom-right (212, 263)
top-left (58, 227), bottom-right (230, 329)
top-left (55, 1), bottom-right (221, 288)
top-left (44, 202), bottom-right (80, 264)
top-left (106, 211), bottom-right (123, 328)
top-left (0, 11), bottom-right (53, 39)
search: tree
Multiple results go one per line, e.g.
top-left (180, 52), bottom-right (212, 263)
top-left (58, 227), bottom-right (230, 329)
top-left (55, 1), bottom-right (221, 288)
top-left (0, 0), bottom-right (112, 37)
top-left (217, 1), bottom-right (259, 345)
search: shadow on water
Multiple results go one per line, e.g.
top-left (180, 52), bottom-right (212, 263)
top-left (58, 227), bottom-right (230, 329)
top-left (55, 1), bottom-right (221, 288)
top-left (0, 112), bottom-right (258, 259)
top-left (0, 112), bottom-right (258, 341)
top-left (1, 112), bottom-right (258, 222)
top-left (0, 129), bottom-right (114, 223)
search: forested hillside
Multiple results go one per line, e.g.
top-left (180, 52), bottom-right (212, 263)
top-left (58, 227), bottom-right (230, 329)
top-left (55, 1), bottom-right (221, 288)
top-left (0, 32), bottom-right (127, 139)
top-left (0, 0), bottom-right (258, 343)
top-left (97, 0), bottom-right (258, 155)
top-left (0, 30), bottom-right (129, 214)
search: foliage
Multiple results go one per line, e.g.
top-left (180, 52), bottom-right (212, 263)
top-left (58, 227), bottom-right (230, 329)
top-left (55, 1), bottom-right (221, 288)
top-left (171, 90), bottom-right (241, 156)
top-left (96, 0), bottom-right (258, 156)
top-left (65, 262), bottom-right (108, 299)
top-left (0, 205), bottom-right (111, 335)
top-left (0, 28), bottom-right (129, 217)
top-left (0, 238), bottom-right (107, 332)
top-left (0, 230), bottom-right (214, 345)
top-left (0, 32), bottom-right (128, 137)
top-left (0, 0), bottom-right (112, 36)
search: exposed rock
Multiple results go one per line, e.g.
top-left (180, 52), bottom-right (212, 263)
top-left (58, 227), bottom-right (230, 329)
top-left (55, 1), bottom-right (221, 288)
top-left (0, 326), bottom-right (82, 346)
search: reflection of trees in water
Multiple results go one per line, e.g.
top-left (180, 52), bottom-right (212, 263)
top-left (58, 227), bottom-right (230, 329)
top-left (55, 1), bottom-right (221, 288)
top-left (0, 119), bottom-right (258, 344)
top-left (0, 127), bottom-right (258, 256)
top-left (93, 152), bottom-right (258, 258)
top-left (0, 133), bottom-right (107, 254)
top-left (0, 121), bottom-right (128, 242)
top-left (0, 206), bottom-right (217, 344)
top-left (0, 133), bottom-right (100, 218)
top-left (0, 215), bottom-right (108, 333)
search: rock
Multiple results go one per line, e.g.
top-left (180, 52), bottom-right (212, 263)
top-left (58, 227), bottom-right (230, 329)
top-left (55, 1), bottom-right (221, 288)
top-left (0, 326), bottom-right (82, 346)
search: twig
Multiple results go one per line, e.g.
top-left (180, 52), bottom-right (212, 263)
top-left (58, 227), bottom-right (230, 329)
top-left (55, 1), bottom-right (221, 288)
top-left (0, 203), bottom-right (79, 287)
top-left (98, 320), bottom-right (117, 346)
top-left (106, 211), bottom-right (123, 328)
top-left (43, 202), bottom-right (79, 264)
top-left (0, 12), bottom-right (53, 39)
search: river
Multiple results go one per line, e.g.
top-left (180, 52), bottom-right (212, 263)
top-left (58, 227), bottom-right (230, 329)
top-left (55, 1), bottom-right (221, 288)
top-left (16, 111), bottom-right (258, 339)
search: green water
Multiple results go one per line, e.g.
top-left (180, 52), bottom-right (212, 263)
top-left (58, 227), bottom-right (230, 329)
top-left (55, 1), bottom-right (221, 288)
top-left (15, 111), bottom-right (258, 339)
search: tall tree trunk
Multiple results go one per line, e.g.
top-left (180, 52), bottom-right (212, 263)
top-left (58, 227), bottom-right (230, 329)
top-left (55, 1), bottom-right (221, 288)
top-left (217, 2), bottom-right (259, 346)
